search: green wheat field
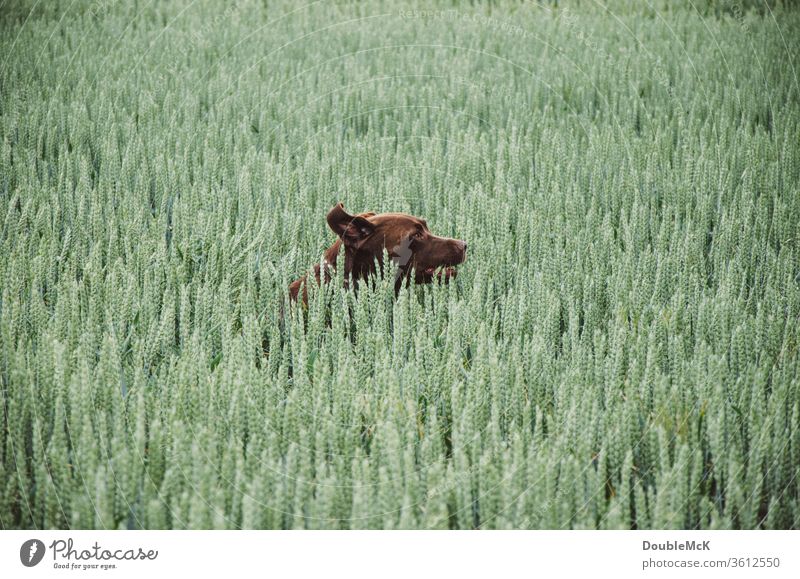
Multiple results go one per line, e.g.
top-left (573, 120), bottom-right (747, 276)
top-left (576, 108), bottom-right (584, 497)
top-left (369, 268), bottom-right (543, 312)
top-left (1, 0), bottom-right (799, 529)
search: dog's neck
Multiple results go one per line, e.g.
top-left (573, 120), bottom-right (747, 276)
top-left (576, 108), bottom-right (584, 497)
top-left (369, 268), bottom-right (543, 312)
top-left (322, 240), bottom-right (399, 286)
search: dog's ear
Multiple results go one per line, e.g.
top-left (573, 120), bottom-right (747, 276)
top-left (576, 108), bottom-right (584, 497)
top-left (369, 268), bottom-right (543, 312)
top-left (327, 202), bottom-right (375, 247)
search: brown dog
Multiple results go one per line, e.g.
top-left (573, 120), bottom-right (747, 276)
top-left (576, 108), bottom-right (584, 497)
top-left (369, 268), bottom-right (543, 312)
top-left (289, 202), bottom-right (467, 305)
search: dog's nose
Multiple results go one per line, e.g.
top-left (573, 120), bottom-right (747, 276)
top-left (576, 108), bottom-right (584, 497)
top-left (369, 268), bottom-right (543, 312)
top-left (457, 240), bottom-right (467, 258)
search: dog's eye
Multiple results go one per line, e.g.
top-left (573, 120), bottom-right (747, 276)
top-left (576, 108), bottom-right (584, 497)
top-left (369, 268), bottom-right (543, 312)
top-left (413, 230), bottom-right (424, 239)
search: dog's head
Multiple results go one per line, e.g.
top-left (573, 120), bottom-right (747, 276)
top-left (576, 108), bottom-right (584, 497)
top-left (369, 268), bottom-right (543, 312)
top-left (327, 202), bottom-right (467, 285)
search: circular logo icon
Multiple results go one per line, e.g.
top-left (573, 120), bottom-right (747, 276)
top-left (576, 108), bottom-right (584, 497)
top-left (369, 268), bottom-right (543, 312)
top-left (20, 539), bottom-right (46, 567)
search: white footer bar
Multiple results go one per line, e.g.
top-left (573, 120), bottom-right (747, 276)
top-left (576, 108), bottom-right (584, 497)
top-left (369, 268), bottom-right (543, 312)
top-left (2, 530), bottom-right (797, 578)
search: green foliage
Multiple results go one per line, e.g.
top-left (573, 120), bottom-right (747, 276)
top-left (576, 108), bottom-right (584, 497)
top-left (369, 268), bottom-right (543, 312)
top-left (1, 0), bottom-right (799, 529)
